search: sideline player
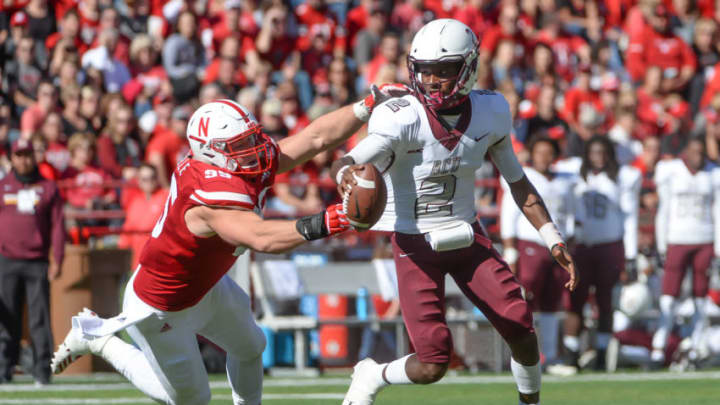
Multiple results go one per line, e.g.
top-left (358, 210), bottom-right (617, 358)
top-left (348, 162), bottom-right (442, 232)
top-left (556, 135), bottom-right (640, 372)
top-left (501, 136), bottom-right (576, 367)
top-left (49, 91), bottom-right (399, 405)
top-left (651, 137), bottom-right (720, 366)
top-left (331, 19), bottom-right (577, 405)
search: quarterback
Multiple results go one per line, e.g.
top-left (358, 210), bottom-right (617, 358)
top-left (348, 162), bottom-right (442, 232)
top-left (332, 19), bottom-right (577, 405)
top-left (49, 92), bottom-right (397, 405)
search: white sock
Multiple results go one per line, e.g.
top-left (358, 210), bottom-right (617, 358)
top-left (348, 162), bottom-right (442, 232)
top-left (227, 354), bottom-right (263, 405)
top-left (538, 313), bottom-right (559, 362)
top-left (99, 336), bottom-right (171, 403)
top-left (510, 357), bottom-right (541, 395)
top-left (652, 295), bottom-right (677, 351)
top-left (691, 297), bottom-right (708, 352)
top-left (596, 333), bottom-right (611, 350)
top-left (563, 335), bottom-right (580, 353)
top-left (383, 354), bottom-right (413, 385)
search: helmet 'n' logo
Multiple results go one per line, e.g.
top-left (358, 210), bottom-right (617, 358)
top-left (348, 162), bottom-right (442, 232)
top-left (199, 117), bottom-right (210, 138)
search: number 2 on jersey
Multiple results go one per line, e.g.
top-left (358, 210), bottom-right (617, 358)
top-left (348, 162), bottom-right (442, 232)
top-left (415, 175), bottom-right (457, 218)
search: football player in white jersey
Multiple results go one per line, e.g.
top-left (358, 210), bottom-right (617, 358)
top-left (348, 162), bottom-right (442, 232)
top-left (331, 19), bottom-right (578, 405)
top-left (651, 137), bottom-right (720, 366)
top-left (501, 136), bottom-right (576, 367)
top-left (559, 135), bottom-right (641, 372)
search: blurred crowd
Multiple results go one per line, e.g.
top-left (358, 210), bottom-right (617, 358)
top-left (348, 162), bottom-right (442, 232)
top-left (2, 0), bottom-right (720, 374)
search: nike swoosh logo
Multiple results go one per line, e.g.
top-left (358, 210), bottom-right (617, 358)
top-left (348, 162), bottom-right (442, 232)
top-left (473, 133), bottom-right (490, 142)
top-left (399, 253), bottom-right (414, 257)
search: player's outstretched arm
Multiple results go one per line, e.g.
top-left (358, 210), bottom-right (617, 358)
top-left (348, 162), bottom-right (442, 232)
top-left (185, 204), bottom-right (349, 253)
top-left (277, 84), bottom-right (409, 174)
top-left (507, 176), bottom-right (578, 291)
top-left (489, 134), bottom-right (578, 291)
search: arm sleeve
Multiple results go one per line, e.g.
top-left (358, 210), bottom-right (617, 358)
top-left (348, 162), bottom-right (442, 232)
top-left (487, 94), bottom-right (525, 183)
top-left (654, 163), bottom-right (670, 255)
top-left (50, 186), bottom-right (66, 266)
top-left (488, 135), bottom-right (525, 184)
top-left (620, 168), bottom-right (641, 259)
top-left (347, 98), bottom-right (413, 165)
top-left (499, 178), bottom-right (521, 240)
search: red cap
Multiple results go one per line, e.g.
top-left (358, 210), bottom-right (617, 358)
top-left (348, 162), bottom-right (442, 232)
top-left (11, 11), bottom-right (28, 27)
top-left (11, 138), bottom-right (33, 154)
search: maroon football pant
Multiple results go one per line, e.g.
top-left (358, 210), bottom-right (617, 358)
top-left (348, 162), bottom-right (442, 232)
top-left (517, 240), bottom-right (568, 312)
top-left (662, 244), bottom-right (712, 297)
top-left (570, 241), bottom-right (624, 333)
top-left (392, 223), bottom-right (534, 364)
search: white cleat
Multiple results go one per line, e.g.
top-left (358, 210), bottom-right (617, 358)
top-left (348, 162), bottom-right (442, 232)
top-left (50, 308), bottom-right (111, 374)
top-left (342, 358), bottom-right (386, 405)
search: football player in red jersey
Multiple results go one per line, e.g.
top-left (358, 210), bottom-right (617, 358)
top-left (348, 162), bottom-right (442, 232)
top-left (50, 90), bottom-right (402, 405)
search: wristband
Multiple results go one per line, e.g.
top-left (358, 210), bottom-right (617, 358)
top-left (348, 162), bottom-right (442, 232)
top-left (353, 100), bottom-right (370, 122)
top-left (503, 247), bottom-right (519, 265)
top-left (335, 165), bottom-right (350, 184)
top-left (296, 212), bottom-right (328, 241)
top-left (539, 222), bottom-right (564, 251)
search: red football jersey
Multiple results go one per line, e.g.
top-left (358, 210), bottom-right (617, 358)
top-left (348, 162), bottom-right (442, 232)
top-left (134, 156), bottom-right (277, 311)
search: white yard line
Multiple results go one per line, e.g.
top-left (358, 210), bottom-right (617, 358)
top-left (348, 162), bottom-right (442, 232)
top-left (0, 393), bottom-right (345, 404)
top-left (1, 371), bottom-right (718, 394)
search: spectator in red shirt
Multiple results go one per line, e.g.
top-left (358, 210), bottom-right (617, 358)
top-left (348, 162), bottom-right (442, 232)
top-left (536, 15), bottom-right (590, 85)
top-left (391, 0), bottom-right (426, 34)
top-left (20, 79), bottom-right (57, 140)
top-left (636, 65), bottom-right (674, 137)
top-left (364, 32), bottom-right (401, 85)
top-left (39, 111), bottom-right (70, 173)
top-left (45, 8), bottom-right (86, 58)
top-left (123, 34), bottom-right (167, 108)
top-left (203, 36), bottom-right (247, 86)
top-left (346, 0), bottom-right (383, 47)
top-left (97, 102), bottom-right (141, 179)
top-left (295, 0), bottom-right (345, 56)
top-left (61, 132), bottom-right (116, 211)
top-left (145, 105), bottom-right (190, 187)
top-left (212, 0), bottom-right (244, 49)
top-left (480, 3), bottom-right (528, 63)
top-left (78, 0), bottom-right (101, 46)
top-left (452, 0), bottom-right (488, 37)
top-left (118, 163), bottom-right (168, 269)
top-left (254, 5), bottom-right (297, 70)
top-left (626, 4), bottom-right (696, 91)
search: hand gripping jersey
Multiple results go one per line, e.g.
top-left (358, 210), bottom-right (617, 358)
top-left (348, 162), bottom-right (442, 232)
top-left (654, 159), bottom-right (720, 255)
top-left (500, 167), bottom-right (576, 245)
top-left (134, 156), bottom-right (276, 311)
top-left (347, 90), bottom-right (524, 233)
top-left (573, 165), bottom-right (641, 259)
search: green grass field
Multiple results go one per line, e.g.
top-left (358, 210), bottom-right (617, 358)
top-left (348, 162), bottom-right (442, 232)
top-left (1, 371), bottom-right (718, 404)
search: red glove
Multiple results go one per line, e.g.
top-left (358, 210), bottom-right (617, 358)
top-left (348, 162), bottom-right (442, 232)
top-left (324, 203), bottom-right (351, 235)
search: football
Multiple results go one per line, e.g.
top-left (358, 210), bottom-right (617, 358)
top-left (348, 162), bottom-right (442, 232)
top-left (343, 164), bottom-right (387, 231)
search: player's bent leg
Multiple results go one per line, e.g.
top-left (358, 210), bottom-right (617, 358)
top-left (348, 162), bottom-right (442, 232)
top-left (199, 276), bottom-right (266, 405)
top-left (507, 333), bottom-right (541, 405)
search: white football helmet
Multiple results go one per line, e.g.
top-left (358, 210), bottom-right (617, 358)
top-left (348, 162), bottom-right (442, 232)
top-left (186, 99), bottom-right (275, 175)
top-left (619, 282), bottom-right (652, 319)
top-left (407, 18), bottom-right (479, 110)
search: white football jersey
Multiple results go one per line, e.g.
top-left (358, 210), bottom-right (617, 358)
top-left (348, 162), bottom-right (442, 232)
top-left (654, 159), bottom-right (720, 254)
top-left (573, 165), bottom-right (641, 259)
top-left (500, 167), bottom-right (576, 245)
top-left (348, 91), bottom-right (521, 233)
